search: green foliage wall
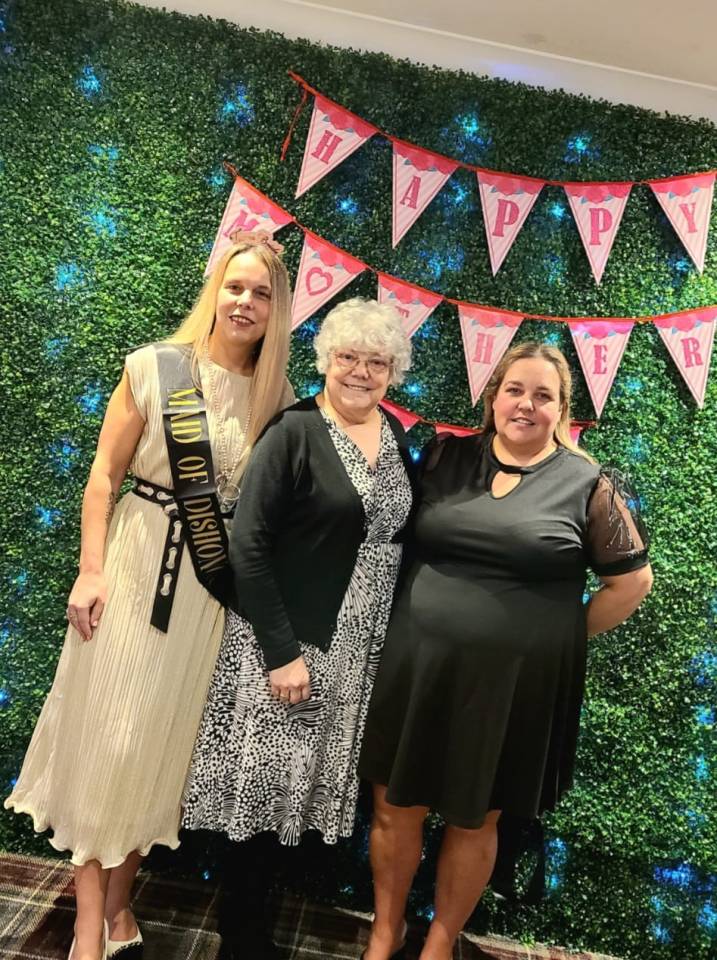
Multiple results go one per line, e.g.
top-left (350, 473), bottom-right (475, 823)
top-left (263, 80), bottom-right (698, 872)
top-left (0, 1), bottom-right (716, 957)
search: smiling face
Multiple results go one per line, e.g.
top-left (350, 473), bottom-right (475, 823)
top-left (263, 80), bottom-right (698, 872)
top-left (324, 346), bottom-right (393, 421)
top-left (213, 251), bottom-right (272, 353)
top-left (492, 357), bottom-right (563, 450)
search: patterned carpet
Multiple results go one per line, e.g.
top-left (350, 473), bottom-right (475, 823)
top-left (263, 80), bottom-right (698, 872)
top-left (0, 853), bottom-right (619, 960)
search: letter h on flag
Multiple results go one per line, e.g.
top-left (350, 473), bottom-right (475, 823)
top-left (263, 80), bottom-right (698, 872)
top-left (295, 95), bottom-right (378, 198)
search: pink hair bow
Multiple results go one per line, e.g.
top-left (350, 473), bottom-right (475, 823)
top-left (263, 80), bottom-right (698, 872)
top-left (230, 229), bottom-right (285, 256)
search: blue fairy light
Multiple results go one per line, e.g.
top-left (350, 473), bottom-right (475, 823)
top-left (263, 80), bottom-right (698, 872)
top-left (207, 166), bottom-right (228, 191)
top-left (422, 246), bottom-right (465, 281)
top-left (202, 870), bottom-right (211, 881)
top-left (49, 439), bottom-right (80, 474)
top-left (564, 133), bottom-right (599, 163)
top-left (409, 446), bottom-right (421, 463)
top-left (629, 434), bottom-right (648, 462)
top-left (405, 381), bottom-right (424, 397)
top-left (0, 688), bottom-right (10, 707)
top-left (582, 592), bottom-right (591, 605)
top-left (624, 376), bottom-right (643, 394)
top-left (669, 255), bottom-right (691, 275)
top-left (303, 381), bottom-right (322, 397)
top-left (336, 196), bottom-right (359, 216)
top-left (79, 383), bottom-right (104, 415)
top-left (549, 202), bottom-right (567, 220)
top-left (654, 863), bottom-right (697, 889)
top-left (545, 254), bottom-right (566, 286)
top-left (698, 903), bottom-right (717, 932)
top-left (695, 706), bottom-right (715, 727)
top-left (651, 923), bottom-right (671, 944)
top-left (0, 16), bottom-right (5, 32)
top-left (415, 318), bottom-right (439, 341)
top-left (88, 208), bottom-right (117, 237)
top-left (77, 64), bottom-right (102, 97)
top-left (35, 505), bottom-right (61, 529)
top-left (545, 837), bottom-right (567, 892)
top-left (690, 651), bottom-right (717, 687)
top-left (88, 144), bottom-right (119, 170)
top-left (220, 84), bottom-right (255, 125)
top-left (295, 318), bottom-right (319, 342)
top-left (12, 570), bottom-right (28, 595)
top-left (54, 262), bottom-right (84, 291)
top-left (651, 895), bottom-right (666, 913)
top-left (450, 113), bottom-right (491, 153)
top-left (44, 335), bottom-right (70, 359)
top-left (9, 776), bottom-right (17, 788)
top-left (694, 755), bottom-right (709, 782)
top-left (0, 620), bottom-right (13, 647)
top-left (543, 329), bottom-right (563, 346)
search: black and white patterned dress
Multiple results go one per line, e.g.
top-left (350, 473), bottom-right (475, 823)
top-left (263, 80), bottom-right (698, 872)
top-left (182, 410), bottom-right (412, 845)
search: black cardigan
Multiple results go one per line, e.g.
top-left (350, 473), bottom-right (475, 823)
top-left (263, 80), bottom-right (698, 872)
top-left (229, 396), bottom-right (418, 670)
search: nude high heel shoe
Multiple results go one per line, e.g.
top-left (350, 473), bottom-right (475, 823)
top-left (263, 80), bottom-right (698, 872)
top-left (68, 919), bottom-right (109, 960)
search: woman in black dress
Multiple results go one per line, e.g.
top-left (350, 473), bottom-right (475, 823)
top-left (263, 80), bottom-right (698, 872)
top-left (358, 341), bottom-right (652, 960)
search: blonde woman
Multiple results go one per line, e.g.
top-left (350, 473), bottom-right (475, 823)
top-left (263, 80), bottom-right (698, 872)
top-left (358, 342), bottom-right (653, 960)
top-left (5, 235), bottom-right (294, 960)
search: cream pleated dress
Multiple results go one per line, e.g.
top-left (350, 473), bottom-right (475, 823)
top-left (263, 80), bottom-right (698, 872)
top-left (5, 344), bottom-right (294, 868)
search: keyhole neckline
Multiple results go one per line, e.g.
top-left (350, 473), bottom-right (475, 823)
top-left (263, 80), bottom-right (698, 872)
top-left (487, 438), bottom-right (563, 476)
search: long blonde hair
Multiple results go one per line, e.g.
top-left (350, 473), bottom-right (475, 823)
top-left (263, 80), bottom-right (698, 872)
top-left (168, 241), bottom-right (292, 478)
top-left (482, 340), bottom-right (594, 462)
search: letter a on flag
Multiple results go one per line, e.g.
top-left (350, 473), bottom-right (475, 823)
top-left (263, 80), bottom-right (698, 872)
top-left (477, 172), bottom-right (544, 275)
top-left (291, 232), bottom-right (366, 331)
top-left (296, 95), bottom-right (377, 198)
top-left (458, 305), bottom-right (523, 406)
top-left (205, 175), bottom-right (294, 277)
top-left (649, 173), bottom-right (716, 274)
top-left (565, 183), bottom-right (632, 284)
top-left (393, 141), bottom-right (458, 247)
top-left (568, 319), bottom-right (634, 416)
top-left (653, 307), bottom-right (717, 407)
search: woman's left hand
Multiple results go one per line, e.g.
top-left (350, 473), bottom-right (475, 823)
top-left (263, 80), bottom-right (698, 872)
top-left (269, 655), bottom-right (311, 704)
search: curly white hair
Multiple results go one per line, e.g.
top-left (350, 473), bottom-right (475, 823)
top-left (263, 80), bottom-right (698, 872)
top-left (314, 298), bottom-right (412, 385)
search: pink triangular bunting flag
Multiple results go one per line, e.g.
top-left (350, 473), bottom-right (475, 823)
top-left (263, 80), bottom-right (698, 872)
top-left (477, 171), bottom-right (544, 275)
top-left (565, 182), bottom-right (632, 284)
top-left (653, 307), bottom-right (717, 407)
top-left (392, 141), bottom-right (458, 247)
top-left (291, 232), bottom-right (366, 331)
top-left (205, 175), bottom-right (294, 276)
top-left (458, 305), bottom-right (524, 406)
top-left (649, 173), bottom-right (715, 273)
top-left (295, 95), bottom-right (377, 198)
top-left (434, 422), bottom-right (478, 437)
top-left (377, 273), bottom-right (443, 338)
top-left (569, 422), bottom-right (592, 445)
top-left (379, 398), bottom-right (422, 431)
top-left (568, 319), bottom-right (634, 417)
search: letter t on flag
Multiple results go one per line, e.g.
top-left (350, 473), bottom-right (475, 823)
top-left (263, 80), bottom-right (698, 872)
top-left (295, 95), bottom-right (377, 198)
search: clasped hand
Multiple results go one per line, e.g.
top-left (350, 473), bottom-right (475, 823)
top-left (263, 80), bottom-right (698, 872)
top-left (268, 654), bottom-right (311, 704)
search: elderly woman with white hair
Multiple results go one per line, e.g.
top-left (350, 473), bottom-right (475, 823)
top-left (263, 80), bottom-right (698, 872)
top-left (183, 297), bottom-right (416, 959)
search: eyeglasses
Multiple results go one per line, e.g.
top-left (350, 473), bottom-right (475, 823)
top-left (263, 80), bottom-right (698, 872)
top-left (332, 350), bottom-right (393, 377)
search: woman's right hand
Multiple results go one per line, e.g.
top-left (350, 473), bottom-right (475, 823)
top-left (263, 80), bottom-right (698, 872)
top-left (66, 572), bottom-right (108, 642)
top-left (269, 655), bottom-right (311, 704)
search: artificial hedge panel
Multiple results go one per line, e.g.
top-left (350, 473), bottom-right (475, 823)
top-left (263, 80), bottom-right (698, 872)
top-left (0, 1), bottom-right (715, 957)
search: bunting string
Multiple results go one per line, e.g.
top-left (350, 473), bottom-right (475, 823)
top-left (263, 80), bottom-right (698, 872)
top-left (284, 71), bottom-right (717, 188)
top-left (216, 165), bottom-right (717, 413)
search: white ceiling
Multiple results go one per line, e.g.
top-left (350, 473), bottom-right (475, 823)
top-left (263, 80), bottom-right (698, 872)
top-left (132, 0), bottom-right (717, 121)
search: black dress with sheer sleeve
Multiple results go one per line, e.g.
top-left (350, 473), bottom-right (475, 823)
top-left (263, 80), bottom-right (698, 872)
top-left (358, 431), bottom-right (649, 831)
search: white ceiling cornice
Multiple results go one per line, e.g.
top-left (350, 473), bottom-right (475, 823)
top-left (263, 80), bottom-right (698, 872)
top-left (132, 0), bottom-right (717, 123)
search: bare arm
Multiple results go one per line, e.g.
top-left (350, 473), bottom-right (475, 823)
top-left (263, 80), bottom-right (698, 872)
top-left (67, 371), bottom-right (146, 640)
top-left (586, 564), bottom-right (653, 638)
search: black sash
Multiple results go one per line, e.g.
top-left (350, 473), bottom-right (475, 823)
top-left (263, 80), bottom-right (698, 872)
top-left (147, 343), bottom-right (237, 631)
